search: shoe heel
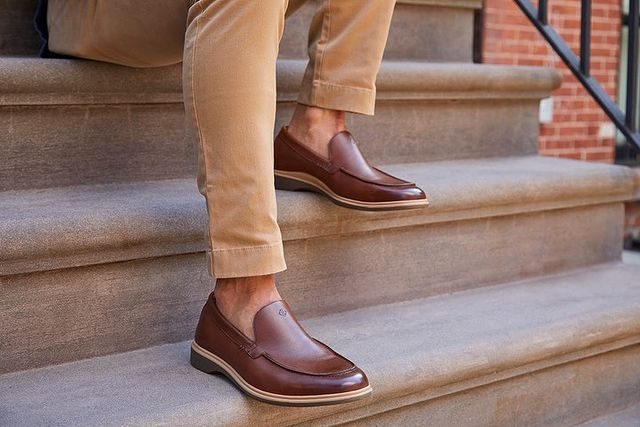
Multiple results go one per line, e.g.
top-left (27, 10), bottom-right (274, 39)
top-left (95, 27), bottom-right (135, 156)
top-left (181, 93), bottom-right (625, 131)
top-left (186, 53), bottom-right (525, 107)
top-left (190, 347), bottom-right (224, 375)
top-left (275, 174), bottom-right (314, 192)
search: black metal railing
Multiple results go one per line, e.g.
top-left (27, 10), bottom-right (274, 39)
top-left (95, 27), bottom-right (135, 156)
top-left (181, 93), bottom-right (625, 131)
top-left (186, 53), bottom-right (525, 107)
top-left (513, 0), bottom-right (640, 154)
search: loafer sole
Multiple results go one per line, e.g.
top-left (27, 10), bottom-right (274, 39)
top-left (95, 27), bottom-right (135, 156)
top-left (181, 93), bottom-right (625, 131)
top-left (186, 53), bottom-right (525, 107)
top-left (190, 341), bottom-right (373, 406)
top-left (274, 170), bottom-right (429, 211)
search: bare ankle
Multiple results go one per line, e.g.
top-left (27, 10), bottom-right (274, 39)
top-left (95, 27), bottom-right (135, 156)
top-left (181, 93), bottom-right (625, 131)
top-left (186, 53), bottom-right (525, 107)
top-left (215, 273), bottom-right (275, 297)
top-left (287, 104), bottom-right (346, 158)
top-left (213, 275), bottom-right (281, 340)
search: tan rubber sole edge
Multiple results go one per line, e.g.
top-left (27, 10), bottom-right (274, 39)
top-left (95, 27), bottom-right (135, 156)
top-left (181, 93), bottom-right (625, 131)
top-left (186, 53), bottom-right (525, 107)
top-left (274, 170), bottom-right (429, 211)
top-left (191, 342), bottom-right (373, 406)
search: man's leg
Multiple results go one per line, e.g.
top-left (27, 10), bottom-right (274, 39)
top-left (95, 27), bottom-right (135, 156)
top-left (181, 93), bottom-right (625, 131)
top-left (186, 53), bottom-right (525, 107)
top-left (185, 3), bottom-right (372, 405)
top-left (274, 0), bottom-right (427, 211)
top-left (183, 0), bottom-right (290, 340)
top-left (288, 0), bottom-right (397, 157)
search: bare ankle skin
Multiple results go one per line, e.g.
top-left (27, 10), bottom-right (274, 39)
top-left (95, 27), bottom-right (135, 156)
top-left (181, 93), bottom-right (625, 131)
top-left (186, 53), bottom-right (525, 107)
top-left (213, 274), bottom-right (281, 340)
top-left (287, 104), bottom-right (347, 159)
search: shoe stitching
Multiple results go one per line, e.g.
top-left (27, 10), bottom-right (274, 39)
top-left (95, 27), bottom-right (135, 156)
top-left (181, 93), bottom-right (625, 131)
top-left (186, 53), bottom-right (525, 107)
top-left (211, 316), bottom-right (255, 356)
top-left (262, 352), bottom-right (357, 377)
top-left (209, 299), bottom-right (261, 358)
top-left (278, 133), bottom-right (337, 173)
top-left (339, 166), bottom-right (417, 187)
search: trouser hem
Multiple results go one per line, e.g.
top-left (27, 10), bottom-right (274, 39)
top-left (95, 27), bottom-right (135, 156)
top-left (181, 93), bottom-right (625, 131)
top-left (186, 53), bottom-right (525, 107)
top-left (209, 241), bottom-right (287, 278)
top-left (297, 78), bottom-right (376, 116)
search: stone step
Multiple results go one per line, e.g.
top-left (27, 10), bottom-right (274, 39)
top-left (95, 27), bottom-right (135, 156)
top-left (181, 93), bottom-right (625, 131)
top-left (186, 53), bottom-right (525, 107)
top-left (0, 57), bottom-right (560, 191)
top-left (2, 262), bottom-right (640, 426)
top-left (1, 0), bottom-right (481, 62)
top-left (1, 156), bottom-right (635, 373)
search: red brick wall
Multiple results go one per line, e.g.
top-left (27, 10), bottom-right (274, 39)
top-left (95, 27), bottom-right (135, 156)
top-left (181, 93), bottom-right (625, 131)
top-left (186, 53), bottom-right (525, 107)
top-left (482, 0), bottom-right (621, 163)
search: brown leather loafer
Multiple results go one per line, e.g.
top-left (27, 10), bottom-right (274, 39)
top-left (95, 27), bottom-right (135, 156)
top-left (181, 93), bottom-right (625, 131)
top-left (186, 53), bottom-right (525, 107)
top-left (274, 126), bottom-right (428, 211)
top-left (191, 293), bottom-right (372, 406)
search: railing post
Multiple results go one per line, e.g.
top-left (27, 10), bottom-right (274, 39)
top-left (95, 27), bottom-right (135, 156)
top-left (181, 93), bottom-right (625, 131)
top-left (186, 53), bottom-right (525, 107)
top-left (513, 0), bottom-right (640, 152)
top-left (580, 0), bottom-right (591, 76)
top-left (626, 0), bottom-right (639, 132)
top-left (538, 0), bottom-right (548, 25)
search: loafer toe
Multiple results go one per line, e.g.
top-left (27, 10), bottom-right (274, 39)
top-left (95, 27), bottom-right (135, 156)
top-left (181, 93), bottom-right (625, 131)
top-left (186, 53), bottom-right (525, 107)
top-left (401, 185), bottom-right (427, 201)
top-left (336, 366), bottom-right (370, 393)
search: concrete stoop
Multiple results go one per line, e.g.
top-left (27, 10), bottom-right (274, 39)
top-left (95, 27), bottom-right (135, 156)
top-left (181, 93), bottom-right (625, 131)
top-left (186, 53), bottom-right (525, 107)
top-left (1, 263), bottom-right (639, 427)
top-left (1, 0), bottom-right (638, 424)
top-left (1, 156), bottom-right (635, 374)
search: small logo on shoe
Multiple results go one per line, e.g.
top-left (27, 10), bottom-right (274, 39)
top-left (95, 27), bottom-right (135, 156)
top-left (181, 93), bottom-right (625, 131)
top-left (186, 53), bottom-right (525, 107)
top-left (278, 308), bottom-right (287, 317)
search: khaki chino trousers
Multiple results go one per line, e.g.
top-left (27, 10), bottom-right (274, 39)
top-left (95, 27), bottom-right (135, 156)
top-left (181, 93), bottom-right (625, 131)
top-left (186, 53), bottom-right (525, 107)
top-left (47, 0), bottom-right (396, 278)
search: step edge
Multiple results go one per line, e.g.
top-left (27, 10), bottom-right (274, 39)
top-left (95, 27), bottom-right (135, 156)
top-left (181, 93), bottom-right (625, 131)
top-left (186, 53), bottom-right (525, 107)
top-left (0, 59), bottom-right (561, 106)
top-left (397, 0), bottom-right (483, 9)
top-left (308, 335), bottom-right (640, 427)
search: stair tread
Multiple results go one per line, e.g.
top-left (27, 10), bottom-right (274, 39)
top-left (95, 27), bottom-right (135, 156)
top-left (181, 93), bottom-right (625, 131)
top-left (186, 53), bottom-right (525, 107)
top-left (1, 155), bottom-right (634, 275)
top-left (1, 262), bottom-right (639, 426)
top-left (0, 57), bottom-right (560, 106)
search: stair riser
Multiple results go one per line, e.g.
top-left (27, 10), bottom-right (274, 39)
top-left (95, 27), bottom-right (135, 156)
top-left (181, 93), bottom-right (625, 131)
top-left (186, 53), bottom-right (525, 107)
top-left (0, 98), bottom-right (539, 191)
top-left (0, 254), bottom-right (210, 375)
top-left (279, 98), bottom-right (540, 164)
top-left (1, 0), bottom-right (478, 63)
top-left (0, 202), bottom-right (623, 373)
top-left (280, 202), bottom-right (623, 317)
top-left (282, 0), bottom-right (477, 62)
top-left (343, 344), bottom-right (640, 427)
top-left (1, 104), bottom-right (194, 192)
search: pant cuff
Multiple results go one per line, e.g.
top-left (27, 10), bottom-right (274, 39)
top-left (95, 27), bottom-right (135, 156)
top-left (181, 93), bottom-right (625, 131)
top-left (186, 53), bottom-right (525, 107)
top-left (208, 242), bottom-right (287, 278)
top-left (297, 79), bottom-right (376, 116)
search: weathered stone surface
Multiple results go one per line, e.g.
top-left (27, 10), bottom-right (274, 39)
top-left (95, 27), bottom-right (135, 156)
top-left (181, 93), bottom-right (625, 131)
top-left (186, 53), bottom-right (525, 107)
top-left (281, 0), bottom-right (481, 62)
top-left (343, 345), bottom-right (640, 427)
top-left (1, 263), bottom-right (640, 425)
top-left (0, 58), bottom-right (560, 190)
top-left (277, 98), bottom-right (543, 165)
top-left (1, 104), bottom-right (195, 191)
top-left (279, 203), bottom-right (625, 318)
top-left (2, 1), bottom-right (633, 424)
top-left (0, 254), bottom-right (210, 375)
top-left (1, 59), bottom-right (559, 105)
